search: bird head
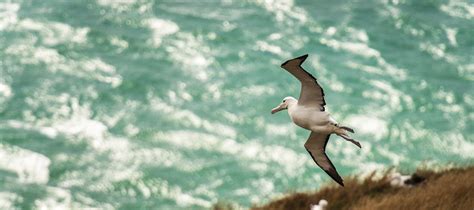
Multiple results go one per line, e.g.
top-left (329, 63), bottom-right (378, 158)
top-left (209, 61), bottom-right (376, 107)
top-left (271, 96), bottom-right (296, 114)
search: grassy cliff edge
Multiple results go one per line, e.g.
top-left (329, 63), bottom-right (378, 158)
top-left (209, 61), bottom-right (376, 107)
top-left (215, 165), bottom-right (474, 210)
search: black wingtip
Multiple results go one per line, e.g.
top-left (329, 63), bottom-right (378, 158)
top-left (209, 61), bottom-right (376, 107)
top-left (326, 169), bottom-right (345, 187)
top-left (297, 54), bottom-right (308, 61)
top-left (280, 54), bottom-right (309, 67)
top-left (332, 175), bottom-right (344, 187)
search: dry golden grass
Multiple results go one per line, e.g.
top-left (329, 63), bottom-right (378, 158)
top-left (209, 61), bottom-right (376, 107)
top-left (248, 166), bottom-right (474, 210)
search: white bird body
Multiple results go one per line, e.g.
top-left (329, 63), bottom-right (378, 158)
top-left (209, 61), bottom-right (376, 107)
top-left (288, 104), bottom-right (335, 133)
top-left (271, 54), bottom-right (361, 186)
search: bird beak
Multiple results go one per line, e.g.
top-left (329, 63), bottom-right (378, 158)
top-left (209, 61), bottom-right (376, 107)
top-left (271, 103), bottom-right (286, 114)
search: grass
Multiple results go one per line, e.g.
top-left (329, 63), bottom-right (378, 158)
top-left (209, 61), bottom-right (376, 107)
top-left (214, 165), bottom-right (474, 210)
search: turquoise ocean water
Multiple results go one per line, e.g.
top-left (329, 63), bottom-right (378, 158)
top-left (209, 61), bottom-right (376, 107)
top-left (0, 0), bottom-right (473, 209)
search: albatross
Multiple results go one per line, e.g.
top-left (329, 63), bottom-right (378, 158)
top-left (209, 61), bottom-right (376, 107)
top-left (271, 54), bottom-right (361, 186)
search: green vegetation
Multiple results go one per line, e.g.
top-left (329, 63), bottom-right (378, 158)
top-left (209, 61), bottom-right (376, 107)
top-left (215, 165), bottom-right (474, 210)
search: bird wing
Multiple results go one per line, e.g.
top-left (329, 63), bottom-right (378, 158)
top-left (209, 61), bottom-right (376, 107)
top-left (304, 132), bottom-right (344, 186)
top-left (280, 54), bottom-right (326, 111)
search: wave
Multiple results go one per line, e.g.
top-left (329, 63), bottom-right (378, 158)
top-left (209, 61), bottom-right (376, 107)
top-left (0, 144), bottom-right (50, 184)
top-left (0, 2), bottom-right (19, 30)
top-left (5, 45), bottom-right (122, 87)
top-left (146, 18), bottom-right (180, 47)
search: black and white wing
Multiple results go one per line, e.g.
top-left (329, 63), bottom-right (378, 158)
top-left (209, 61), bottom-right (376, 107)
top-left (280, 54), bottom-right (326, 111)
top-left (304, 132), bottom-right (344, 186)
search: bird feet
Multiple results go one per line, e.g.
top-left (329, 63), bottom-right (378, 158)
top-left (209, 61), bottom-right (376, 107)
top-left (338, 134), bottom-right (362, 148)
top-left (339, 126), bottom-right (355, 133)
top-left (348, 139), bottom-right (362, 148)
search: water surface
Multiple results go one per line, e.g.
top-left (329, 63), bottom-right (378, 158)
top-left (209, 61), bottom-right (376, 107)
top-left (0, 0), bottom-right (473, 209)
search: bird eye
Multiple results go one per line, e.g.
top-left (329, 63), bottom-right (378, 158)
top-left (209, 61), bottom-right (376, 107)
top-left (283, 100), bottom-right (286, 103)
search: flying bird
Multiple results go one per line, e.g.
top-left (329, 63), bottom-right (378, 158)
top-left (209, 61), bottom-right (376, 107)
top-left (271, 54), bottom-right (361, 186)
